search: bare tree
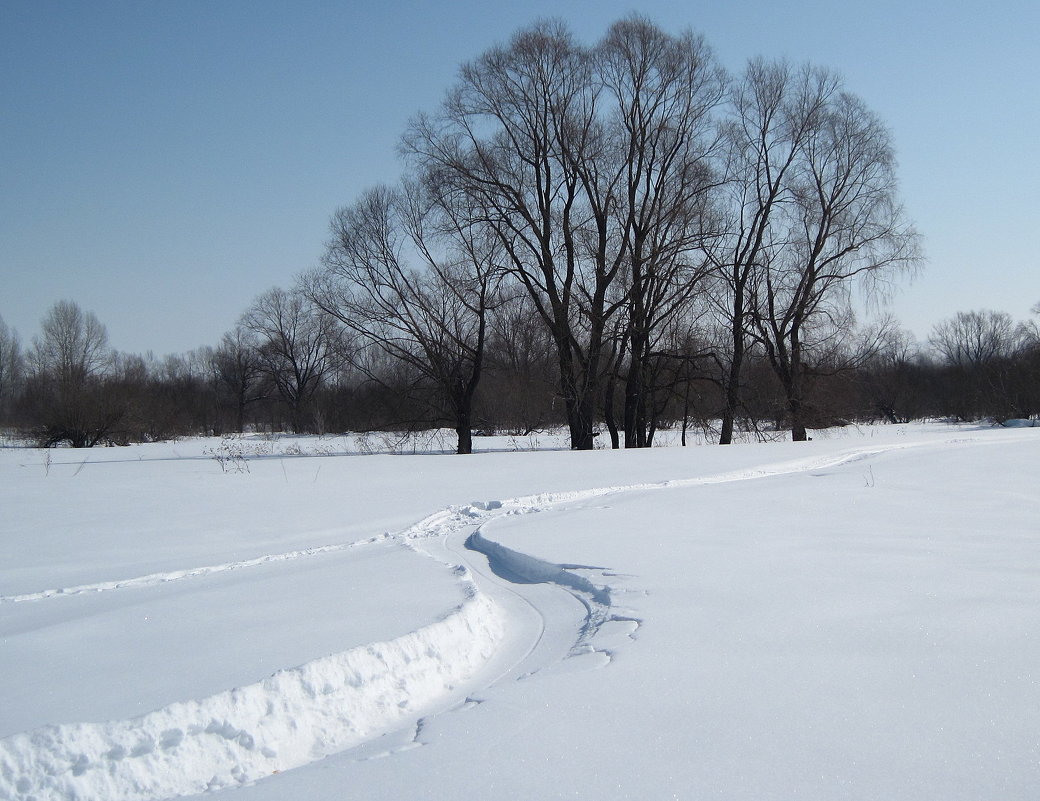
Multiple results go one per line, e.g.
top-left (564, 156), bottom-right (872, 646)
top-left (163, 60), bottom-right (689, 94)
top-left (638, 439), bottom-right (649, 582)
top-left (0, 315), bottom-right (22, 425)
top-left (1016, 303), bottom-right (1040, 419)
top-left (599, 16), bottom-right (727, 447)
top-left (25, 300), bottom-right (121, 447)
top-left (405, 19), bottom-right (736, 449)
top-left (30, 300), bottom-right (110, 385)
top-left (743, 69), bottom-right (920, 440)
top-left (706, 61), bottom-right (843, 444)
top-left (1019, 303), bottom-right (1040, 350)
top-left (313, 180), bottom-right (500, 454)
top-left (930, 309), bottom-right (1021, 367)
top-left (212, 326), bottom-right (267, 433)
top-left (241, 287), bottom-right (340, 433)
top-left (857, 319), bottom-right (924, 424)
top-left (928, 309), bottom-right (1027, 422)
top-left (404, 21), bottom-right (624, 450)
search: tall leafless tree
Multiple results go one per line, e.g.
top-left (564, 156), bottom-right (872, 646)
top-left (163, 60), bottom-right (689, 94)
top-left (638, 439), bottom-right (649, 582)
top-left (26, 300), bottom-right (121, 446)
top-left (212, 326), bottom-right (267, 433)
top-left (929, 309), bottom-right (1021, 367)
top-left (312, 180), bottom-right (501, 454)
top-left (30, 300), bottom-right (110, 386)
top-left (241, 287), bottom-right (340, 433)
top-left (404, 21), bottom-right (625, 450)
top-left (927, 309), bottom-right (1027, 422)
top-left (405, 19), bottom-right (736, 449)
top-left (706, 61), bottom-right (840, 444)
top-left (855, 319), bottom-right (924, 424)
top-left (599, 17), bottom-right (727, 447)
top-left (742, 68), bottom-right (920, 440)
top-left (0, 315), bottom-right (22, 425)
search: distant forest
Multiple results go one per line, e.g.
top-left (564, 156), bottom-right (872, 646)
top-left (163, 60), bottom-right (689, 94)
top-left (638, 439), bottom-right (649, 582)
top-left (4, 18), bottom-right (1039, 451)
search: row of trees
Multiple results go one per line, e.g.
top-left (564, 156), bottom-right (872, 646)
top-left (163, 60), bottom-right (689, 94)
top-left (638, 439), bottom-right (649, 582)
top-left (306, 17), bottom-right (920, 450)
top-left (0, 296), bottom-right (351, 448)
top-left (4, 19), bottom-right (1036, 450)
top-left (3, 299), bottom-right (1039, 450)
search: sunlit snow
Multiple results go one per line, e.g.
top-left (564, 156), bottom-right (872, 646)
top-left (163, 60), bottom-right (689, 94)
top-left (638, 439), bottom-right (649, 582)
top-left (1, 423), bottom-right (1038, 799)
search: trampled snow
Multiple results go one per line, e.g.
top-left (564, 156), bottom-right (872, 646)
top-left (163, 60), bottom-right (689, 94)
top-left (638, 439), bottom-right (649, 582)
top-left (1, 423), bottom-right (1038, 799)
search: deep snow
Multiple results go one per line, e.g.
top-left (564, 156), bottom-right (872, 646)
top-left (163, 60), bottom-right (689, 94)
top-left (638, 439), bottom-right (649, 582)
top-left (1, 423), bottom-right (1038, 799)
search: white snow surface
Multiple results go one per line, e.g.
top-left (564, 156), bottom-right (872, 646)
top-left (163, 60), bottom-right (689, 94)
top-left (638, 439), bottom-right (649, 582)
top-left (1, 423), bottom-right (1039, 799)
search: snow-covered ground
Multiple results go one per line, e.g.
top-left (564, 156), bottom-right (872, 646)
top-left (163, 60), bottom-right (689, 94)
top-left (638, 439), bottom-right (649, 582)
top-left (1, 422), bottom-right (1038, 799)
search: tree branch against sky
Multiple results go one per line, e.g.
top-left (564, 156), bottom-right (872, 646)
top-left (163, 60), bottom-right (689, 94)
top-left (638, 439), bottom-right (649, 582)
top-left (1, 2), bottom-right (1036, 357)
top-left (744, 70), bottom-right (921, 440)
top-left (9, 11), bottom-right (1040, 445)
top-left (312, 180), bottom-right (501, 454)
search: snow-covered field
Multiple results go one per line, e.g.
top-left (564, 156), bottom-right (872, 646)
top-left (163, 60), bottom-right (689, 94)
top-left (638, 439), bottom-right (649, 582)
top-left (1, 422), bottom-right (1038, 800)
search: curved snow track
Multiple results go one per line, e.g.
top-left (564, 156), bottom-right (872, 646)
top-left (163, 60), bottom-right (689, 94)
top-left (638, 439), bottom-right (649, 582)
top-left (0, 437), bottom-right (995, 800)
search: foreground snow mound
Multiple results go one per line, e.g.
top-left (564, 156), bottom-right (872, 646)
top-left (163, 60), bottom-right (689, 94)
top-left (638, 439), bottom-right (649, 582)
top-left (0, 589), bottom-right (503, 801)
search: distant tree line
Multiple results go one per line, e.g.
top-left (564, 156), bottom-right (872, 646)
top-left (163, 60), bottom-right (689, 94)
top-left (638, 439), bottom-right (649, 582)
top-left (3, 300), bottom-right (1039, 450)
top-left (3, 18), bottom-right (1038, 450)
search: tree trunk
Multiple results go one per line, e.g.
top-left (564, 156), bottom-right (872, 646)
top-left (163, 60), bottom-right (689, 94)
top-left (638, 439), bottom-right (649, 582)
top-left (790, 397), bottom-right (809, 441)
top-left (570, 393), bottom-right (597, 450)
top-left (719, 311), bottom-right (745, 445)
top-left (624, 335), bottom-right (659, 448)
top-left (623, 344), bottom-right (642, 448)
top-left (555, 323), bottom-right (602, 451)
top-left (455, 420), bottom-right (473, 454)
top-left (681, 384), bottom-right (691, 447)
top-left (786, 347), bottom-right (808, 442)
top-left (646, 403), bottom-right (657, 447)
top-left (719, 374), bottom-right (738, 445)
top-left (603, 372), bottom-right (620, 449)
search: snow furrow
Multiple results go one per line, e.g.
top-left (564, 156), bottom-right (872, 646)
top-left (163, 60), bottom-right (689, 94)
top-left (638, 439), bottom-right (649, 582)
top-left (0, 586), bottom-right (504, 801)
top-left (3, 439), bottom-right (940, 606)
top-left (0, 536), bottom-right (390, 604)
top-left (405, 441), bottom-right (935, 539)
top-left (463, 530), bottom-right (628, 662)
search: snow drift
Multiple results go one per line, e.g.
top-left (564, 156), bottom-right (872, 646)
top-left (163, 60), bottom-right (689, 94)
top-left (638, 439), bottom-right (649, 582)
top-left (0, 587), bottom-right (503, 801)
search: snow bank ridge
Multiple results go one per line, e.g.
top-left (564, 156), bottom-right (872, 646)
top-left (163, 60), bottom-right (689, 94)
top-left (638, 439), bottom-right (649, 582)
top-left (0, 587), bottom-right (504, 801)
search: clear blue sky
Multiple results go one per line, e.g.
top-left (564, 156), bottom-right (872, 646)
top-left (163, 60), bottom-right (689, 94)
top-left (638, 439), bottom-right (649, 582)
top-left (2, 0), bottom-right (1037, 355)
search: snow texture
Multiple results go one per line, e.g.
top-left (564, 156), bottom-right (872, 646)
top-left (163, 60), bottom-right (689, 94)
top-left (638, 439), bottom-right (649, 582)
top-left (0, 585), bottom-right (502, 800)
top-left (2, 422), bottom-right (1038, 800)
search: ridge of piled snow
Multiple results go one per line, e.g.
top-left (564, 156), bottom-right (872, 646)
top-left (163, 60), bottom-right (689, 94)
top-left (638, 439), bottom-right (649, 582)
top-left (0, 584), bottom-right (503, 801)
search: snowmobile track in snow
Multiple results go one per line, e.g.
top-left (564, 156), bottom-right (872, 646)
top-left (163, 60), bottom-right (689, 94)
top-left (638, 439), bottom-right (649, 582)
top-left (0, 436), bottom-right (1003, 800)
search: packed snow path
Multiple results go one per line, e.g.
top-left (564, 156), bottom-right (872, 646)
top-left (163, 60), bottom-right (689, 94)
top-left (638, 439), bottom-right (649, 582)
top-left (0, 480), bottom-right (651, 800)
top-left (2, 430), bottom-right (1038, 799)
